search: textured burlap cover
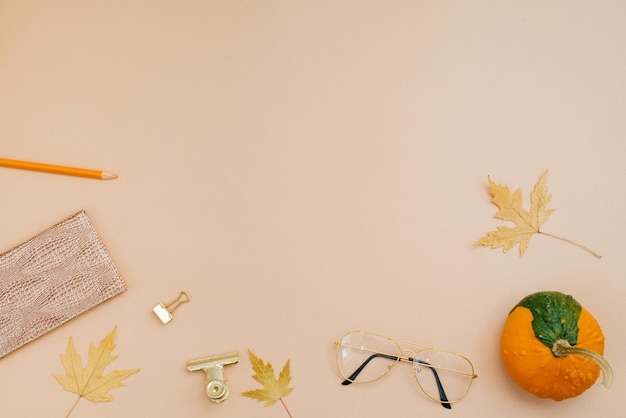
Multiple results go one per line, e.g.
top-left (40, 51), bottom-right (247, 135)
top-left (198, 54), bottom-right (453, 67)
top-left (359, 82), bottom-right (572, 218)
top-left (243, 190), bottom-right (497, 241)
top-left (0, 211), bottom-right (126, 358)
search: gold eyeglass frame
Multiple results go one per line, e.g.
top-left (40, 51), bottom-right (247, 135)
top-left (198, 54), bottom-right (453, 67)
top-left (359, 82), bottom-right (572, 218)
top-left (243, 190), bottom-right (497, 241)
top-left (334, 330), bottom-right (478, 406)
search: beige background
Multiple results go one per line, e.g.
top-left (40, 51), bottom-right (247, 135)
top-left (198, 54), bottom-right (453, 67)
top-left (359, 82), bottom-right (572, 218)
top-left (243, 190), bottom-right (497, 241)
top-left (1, 1), bottom-right (625, 417)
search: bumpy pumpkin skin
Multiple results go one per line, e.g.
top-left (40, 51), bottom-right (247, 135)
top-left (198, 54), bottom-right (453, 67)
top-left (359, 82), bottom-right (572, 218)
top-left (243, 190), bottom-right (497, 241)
top-left (500, 305), bottom-right (605, 400)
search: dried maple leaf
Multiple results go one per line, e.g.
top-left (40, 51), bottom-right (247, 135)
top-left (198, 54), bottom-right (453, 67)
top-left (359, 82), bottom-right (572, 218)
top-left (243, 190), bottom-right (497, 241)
top-left (53, 327), bottom-right (139, 417)
top-left (475, 170), bottom-right (600, 258)
top-left (242, 349), bottom-right (294, 417)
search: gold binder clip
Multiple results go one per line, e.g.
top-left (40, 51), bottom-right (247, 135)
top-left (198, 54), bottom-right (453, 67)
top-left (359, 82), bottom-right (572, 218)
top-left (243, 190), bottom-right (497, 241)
top-left (187, 352), bottom-right (240, 403)
top-left (153, 291), bottom-right (190, 324)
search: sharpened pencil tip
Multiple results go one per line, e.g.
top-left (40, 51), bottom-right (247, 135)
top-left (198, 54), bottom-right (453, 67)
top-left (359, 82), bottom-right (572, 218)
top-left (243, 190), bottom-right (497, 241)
top-left (101, 172), bottom-right (118, 180)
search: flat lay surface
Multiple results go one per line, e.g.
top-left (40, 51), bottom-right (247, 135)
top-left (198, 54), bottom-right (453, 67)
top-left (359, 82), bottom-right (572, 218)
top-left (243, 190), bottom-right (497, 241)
top-left (1, 1), bottom-right (625, 417)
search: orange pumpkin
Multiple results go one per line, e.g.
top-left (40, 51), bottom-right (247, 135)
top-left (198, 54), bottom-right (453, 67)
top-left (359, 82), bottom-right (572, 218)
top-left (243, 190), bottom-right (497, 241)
top-left (500, 291), bottom-right (613, 400)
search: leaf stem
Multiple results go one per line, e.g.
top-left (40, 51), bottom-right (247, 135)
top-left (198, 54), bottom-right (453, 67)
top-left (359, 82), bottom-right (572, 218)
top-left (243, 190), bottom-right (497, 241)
top-left (538, 231), bottom-right (602, 259)
top-left (280, 397), bottom-right (293, 418)
top-left (66, 396), bottom-right (81, 418)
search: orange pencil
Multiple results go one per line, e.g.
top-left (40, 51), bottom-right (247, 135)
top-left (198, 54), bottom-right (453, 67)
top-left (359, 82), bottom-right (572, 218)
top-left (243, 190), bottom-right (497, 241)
top-left (0, 157), bottom-right (117, 180)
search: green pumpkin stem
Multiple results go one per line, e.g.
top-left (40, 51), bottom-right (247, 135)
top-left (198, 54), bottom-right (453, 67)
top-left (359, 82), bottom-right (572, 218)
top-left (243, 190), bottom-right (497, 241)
top-left (552, 339), bottom-right (614, 389)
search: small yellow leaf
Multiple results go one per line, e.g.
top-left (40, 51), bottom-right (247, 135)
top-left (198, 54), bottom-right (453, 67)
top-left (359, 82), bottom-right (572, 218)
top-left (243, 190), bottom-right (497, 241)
top-left (475, 170), bottom-right (554, 256)
top-left (242, 349), bottom-right (294, 408)
top-left (53, 327), bottom-right (139, 416)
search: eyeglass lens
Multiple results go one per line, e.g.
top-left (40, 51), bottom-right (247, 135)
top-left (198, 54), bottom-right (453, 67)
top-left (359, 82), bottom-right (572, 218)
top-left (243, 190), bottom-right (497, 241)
top-left (337, 332), bottom-right (400, 383)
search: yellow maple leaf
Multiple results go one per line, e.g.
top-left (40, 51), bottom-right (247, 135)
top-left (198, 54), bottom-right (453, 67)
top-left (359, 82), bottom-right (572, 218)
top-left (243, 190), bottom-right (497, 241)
top-left (475, 170), bottom-right (600, 258)
top-left (53, 327), bottom-right (139, 417)
top-left (242, 349), bottom-right (294, 416)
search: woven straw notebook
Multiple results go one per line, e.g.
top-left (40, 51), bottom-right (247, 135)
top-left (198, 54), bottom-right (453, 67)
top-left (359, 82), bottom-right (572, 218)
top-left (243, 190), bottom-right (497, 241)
top-left (0, 211), bottom-right (126, 358)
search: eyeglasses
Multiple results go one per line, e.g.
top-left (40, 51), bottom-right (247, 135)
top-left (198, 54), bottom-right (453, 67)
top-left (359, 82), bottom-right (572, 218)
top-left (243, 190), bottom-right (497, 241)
top-left (334, 330), bottom-right (477, 409)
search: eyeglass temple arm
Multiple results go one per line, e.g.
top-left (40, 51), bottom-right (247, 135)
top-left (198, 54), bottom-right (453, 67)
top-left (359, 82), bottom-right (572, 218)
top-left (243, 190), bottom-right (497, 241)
top-left (340, 353), bottom-right (398, 386)
top-left (341, 353), bottom-right (451, 410)
top-left (415, 359), bottom-right (451, 410)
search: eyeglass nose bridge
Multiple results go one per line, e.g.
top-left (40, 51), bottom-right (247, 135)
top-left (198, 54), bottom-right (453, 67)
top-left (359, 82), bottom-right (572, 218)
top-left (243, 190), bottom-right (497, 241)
top-left (399, 348), bottom-right (422, 373)
top-left (400, 348), bottom-right (431, 375)
top-left (399, 348), bottom-right (416, 360)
